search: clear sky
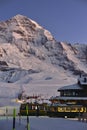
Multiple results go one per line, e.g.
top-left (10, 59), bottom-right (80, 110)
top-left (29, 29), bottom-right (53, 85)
top-left (0, 0), bottom-right (87, 44)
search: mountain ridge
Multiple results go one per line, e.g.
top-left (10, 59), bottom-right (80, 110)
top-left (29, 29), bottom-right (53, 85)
top-left (0, 14), bottom-right (87, 81)
top-left (0, 15), bottom-right (87, 105)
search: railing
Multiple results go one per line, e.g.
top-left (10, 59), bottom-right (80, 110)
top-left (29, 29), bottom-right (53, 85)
top-left (0, 107), bottom-right (19, 116)
top-left (0, 106), bottom-right (30, 130)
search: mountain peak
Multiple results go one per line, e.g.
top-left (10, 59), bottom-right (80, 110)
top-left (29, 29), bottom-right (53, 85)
top-left (0, 14), bottom-right (86, 75)
top-left (12, 14), bottom-right (42, 29)
top-left (0, 14), bottom-right (53, 45)
top-left (11, 14), bottom-right (54, 40)
top-left (13, 14), bottom-right (27, 19)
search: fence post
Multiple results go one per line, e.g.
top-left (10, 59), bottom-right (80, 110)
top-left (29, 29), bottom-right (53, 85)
top-left (26, 104), bottom-right (30, 130)
top-left (6, 107), bottom-right (8, 120)
top-left (13, 108), bottom-right (16, 130)
top-left (18, 112), bottom-right (21, 125)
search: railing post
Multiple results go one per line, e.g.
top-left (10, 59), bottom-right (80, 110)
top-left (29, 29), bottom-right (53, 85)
top-left (26, 104), bottom-right (30, 130)
top-left (13, 108), bottom-right (16, 130)
top-left (6, 107), bottom-right (8, 120)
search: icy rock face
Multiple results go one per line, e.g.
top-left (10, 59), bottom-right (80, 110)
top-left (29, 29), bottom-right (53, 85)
top-left (0, 14), bottom-right (86, 83)
top-left (3, 15), bottom-right (53, 46)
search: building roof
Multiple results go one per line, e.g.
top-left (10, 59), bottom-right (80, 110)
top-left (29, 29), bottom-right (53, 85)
top-left (51, 96), bottom-right (87, 101)
top-left (58, 84), bottom-right (82, 91)
top-left (50, 103), bottom-right (83, 107)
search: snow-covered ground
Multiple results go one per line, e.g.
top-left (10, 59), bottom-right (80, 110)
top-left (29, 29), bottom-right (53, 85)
top-left (0, 72), bottom-right (76, 107)
top-left (0, 116), bottom-right (87, 130)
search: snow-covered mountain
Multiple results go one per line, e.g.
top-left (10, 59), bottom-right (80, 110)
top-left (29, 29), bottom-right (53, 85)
top-left (0, 14), bottom-right (87, 106)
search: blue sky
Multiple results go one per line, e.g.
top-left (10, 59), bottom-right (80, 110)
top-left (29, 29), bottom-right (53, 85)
top-left (0, 0), bottom-right (87, 44)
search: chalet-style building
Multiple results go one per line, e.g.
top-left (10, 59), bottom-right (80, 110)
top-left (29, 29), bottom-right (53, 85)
top-left (50, 76), bottom-right (87, 106)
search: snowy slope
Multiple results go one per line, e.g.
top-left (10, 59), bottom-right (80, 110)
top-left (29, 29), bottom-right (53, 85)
top-left (0, 15), bottom-right (87, 106)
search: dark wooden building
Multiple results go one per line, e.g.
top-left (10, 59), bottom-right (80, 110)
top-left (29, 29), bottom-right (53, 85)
top-left (50, 76), bottom-right (87, 106)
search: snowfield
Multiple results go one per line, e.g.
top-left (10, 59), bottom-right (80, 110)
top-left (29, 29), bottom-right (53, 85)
top-left (0, 116), bottom-right (87, 130)
top-left (0, 73), bottom-right (76, 107)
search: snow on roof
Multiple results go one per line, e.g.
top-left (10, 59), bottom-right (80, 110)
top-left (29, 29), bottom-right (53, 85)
top-left (58, 84), bottom-right (82, 91)
top-left (78, 77), bottom-right (87, 85)
top-left (52, 103), bottom-right (67, 107)
top-left (80, 82), bottom-right (87, 86)
top-left (54, 96), bottom-right (87, 101)
top-left (51, 103), bottom-right (83, 107)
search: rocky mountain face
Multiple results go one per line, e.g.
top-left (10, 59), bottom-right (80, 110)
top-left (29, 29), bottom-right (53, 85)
top-left (0, 14), bottom-right (87, 83)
